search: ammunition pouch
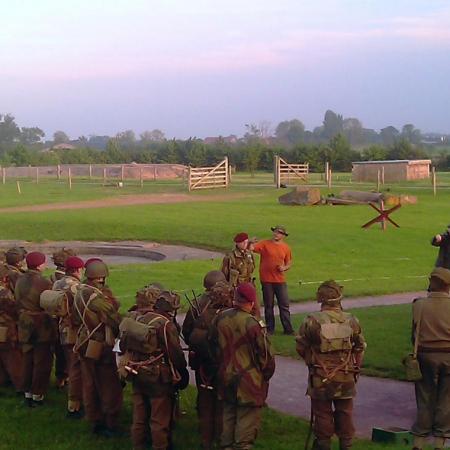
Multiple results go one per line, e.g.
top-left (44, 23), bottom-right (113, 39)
top-left (40, 290), bottom-right (67, 317)
top-left (229, 268), bottom-right (240, 286)
top-left (85, 339), bottom-right (104, 360)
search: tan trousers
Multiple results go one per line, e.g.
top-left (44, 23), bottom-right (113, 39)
top-left (0, 346), bottom-right (23, 391)
top-left (21, 343), bottom-right (53, 396)
top-left (220, 402), bottom-right (261, 450)
top-left (80, 358), bottom-right (123, 429)
top-left (131, 391), bottom-right (174, 450)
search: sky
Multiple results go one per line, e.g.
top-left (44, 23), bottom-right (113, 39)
top-left (1, 0), bottom-right (449, 139)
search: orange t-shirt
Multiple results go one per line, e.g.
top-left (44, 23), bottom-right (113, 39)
top-left (252, 240), bottom-right (292, 283)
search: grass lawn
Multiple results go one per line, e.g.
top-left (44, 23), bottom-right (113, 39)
top-left (1, 172), bottom-right (448, 301)
top-left (270, 304), bottom-right (412, 380)
top-left (0, 383), bottom-right (416, 450)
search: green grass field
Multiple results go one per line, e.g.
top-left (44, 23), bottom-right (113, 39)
top-left (270, 304), bottom-right (412, 380)
top-left (0, 384), bottom-right (417, 450)
top-left (5, 172), bottom-right (445, 301)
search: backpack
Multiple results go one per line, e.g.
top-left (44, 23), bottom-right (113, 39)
top-left (310, 311), bottom-right (353, 353)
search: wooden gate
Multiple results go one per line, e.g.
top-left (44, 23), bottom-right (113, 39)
top-left (188, 157), bottom-right (229, 191)
top-left (274, 156), bottom-right (309, 188)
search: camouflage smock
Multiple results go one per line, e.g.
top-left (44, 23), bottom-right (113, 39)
top-left (210, 307), bottom-right (275, 407)
top-left (0, 285), bottom-right (19, 348)
top-left (221, 248), bottom-right (255, 287)
top-left (296, 306), bottom-right (366, 400)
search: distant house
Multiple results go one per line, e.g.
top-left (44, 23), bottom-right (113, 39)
top-left (352, 160), bottom-right (431, 182)
top-left (204, 135), bottom-right (238, 145)
top-left (51, 143), bottom-right (77, 150)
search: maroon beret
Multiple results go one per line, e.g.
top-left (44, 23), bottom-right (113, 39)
top-left (235, 282), bottom-right (256, 304)
top-left (26, 252), bottom-right (46, 269)
top-left (65, 256), bottom-right (85, 270)
top-left (84, 257), bottom-right (103, 267)
top-left (234, 232), bottom-right (249, 243)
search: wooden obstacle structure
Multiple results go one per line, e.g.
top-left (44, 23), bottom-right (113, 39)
top-left (362, 200), bottom-right (401, 231)
top-left (274, 156), bottom-right (309, 188)
top-left (188, 157), bottom-right (229, 191)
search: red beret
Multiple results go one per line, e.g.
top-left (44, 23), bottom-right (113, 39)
top-left (85, 257), bottom-right (102, 267)
top-left (26, 252), bottom-right (46, 269)
top-left (235, 282), bottom-right (256, 304)
top-left (65, 256), bottom-right (85, 270)
top-left (234, 232), bottom-right (249, 243)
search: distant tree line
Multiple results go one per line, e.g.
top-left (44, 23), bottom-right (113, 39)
top-left (0, 111), bottom-right (449, 172)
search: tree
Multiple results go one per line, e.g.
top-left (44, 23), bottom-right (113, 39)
top-left (362, 145), bottom-right (388, 161)
top-left (104, 139), bottom-right (125, 163)
top-left (380, 126), bottom-right (399, 146)
top-left (275, 119), bottom-right (305, 146)
top-left (0, 114), bottom-right (20, 146)
top-left (140, 129), bottom-right (165, 143)
top-left (243, 144), bottom-right (261, 177)
top-left (401, 124), bottom-right (421, 144)
top-left (115, 130), bottom-right (136, 148)
top-left (343, 118), bottom-right (364, 146)
top-left (19, 127), bottom-right (45, 145)
top-left (322, 110), bottom-right (344, 139)
top-left (53, 130), bottom-right (70, 145)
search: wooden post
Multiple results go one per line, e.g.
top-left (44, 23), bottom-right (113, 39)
top-left (36, 167), bottom-right (39, 184)
top-left (225, 157), bottom-right (229, 188)
top-left (376, 170), bottom-right (381, 192)
top-left (121, 165), bottom-right (124, 182)
top-left (275, 156), bottom-right (280, 188)
top-left (228, 163), bottom-right (232, 183)
top-left (103, 168), bottom-right (107, 186)
top-left (2, 167), bottom-right (5, 185)
top-left (16, 180), bottom-right (21, 194)
top-left (153, 166), bottom-right (157, 181)
top-left (140, 167), bottom-right (143, 188)
top-left (380, 200), bottom-right (386, 231)
top-left (381, 166), bottom-right (385, 185)
top-left (432, 167), bottom-right (437, 196)
top-left (327, 167), bottom-right (332, 189)
top-left (325, 161), bottom-right (329, 184)
top-left (188, 167), bottom-right (192, 192)
top-left (57, 165), bottom-right (61, 180)
top-left (68, 168), bottom-right (72, 190)
top-left (89, 164), bottom-right (92, 179)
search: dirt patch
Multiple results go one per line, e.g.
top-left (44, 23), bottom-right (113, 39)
top-left (0, 193), bottom-right (242, 214)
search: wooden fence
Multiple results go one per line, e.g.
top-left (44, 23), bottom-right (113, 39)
top-left (274, 156), bottom-right (309, 188)
top-left (188, 157), bottom-right (229, 191)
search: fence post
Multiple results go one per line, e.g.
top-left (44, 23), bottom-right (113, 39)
top-left (325, 162), bottom-right (329, 184)
top-left (89, 164), bottom-right (92, 180)
top-left (327, 167), bottom-right (332, 189)
top-left (16, 180), bottom-right (21, 194)
top-left (225, 157), bottom-right (229, 188)
top-left (68, 168), bottom-right (72, 190)
top-left (188, 167), bottom-right (192, 192)
top-left (376, 170), bottom-right (380, 192)
top-left (432, 167), bottom-right (437, 196)
top-left (36, 167), bottom-right (39, 184)
top-left (2, 167), bottom-right (5, 185)
top-left (275, 156), bottom-right (280, 188)
top-left (57, 165), bottom-right (61, 180)
top-left (121, 165), bottom-right (124, 182)
top-left (140, 167), bottom-right (143, 188)
top-left (381, 166), bottom-right (385, 185)
top-left (103, 168), bottom-right (107, 186)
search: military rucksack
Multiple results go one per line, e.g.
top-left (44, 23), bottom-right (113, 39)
top-left (310, 311), bottom-right (353, 353)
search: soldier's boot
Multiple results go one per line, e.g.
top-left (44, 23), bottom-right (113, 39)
top-left (339, 438), bottom-right (352, 449)
top-left (433, 437), bottom-right (446, 450)
top-left (412, 435), bottom-right (426, 450)
top-left (312, 439), bottom-right (331, 450)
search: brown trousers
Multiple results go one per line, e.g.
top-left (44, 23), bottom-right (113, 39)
top-left (196, 372), bottom-right (223, 449)
top-left (220, 402), bottom-right (261, 450)
top-left (311, 398), bottom-right (355, 446)
top-left (21, 343), bottom-right (53, 396)
top-left (54, 320), bottom-right (67, 382)
top-left (0, 346), bottom-right (23, 391)
top-left (80, 358), bottom-right (123, 429)
top-left (64, 345), bottom-right (82, 411)
top-left (131, 390), bottom-right (174, 450)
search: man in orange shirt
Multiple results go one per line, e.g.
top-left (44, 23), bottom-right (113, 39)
top-left (251, 225), bottom-right (294, 335)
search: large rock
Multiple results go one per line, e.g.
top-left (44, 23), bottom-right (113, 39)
top-left (278, 187), bottom-right (321, 206)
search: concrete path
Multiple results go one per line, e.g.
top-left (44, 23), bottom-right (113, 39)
top-left (267, 355), bottom-right (416, 438)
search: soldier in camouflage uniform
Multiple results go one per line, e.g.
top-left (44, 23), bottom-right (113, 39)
top-left (15, 252), bottom-right (54, 406)
top-left (296, 280), bottom-right (366, 450)
top-left (52, 256), bottom-right (85, 418)
top-left (72, 260), bottom-right (123, 436)
top-left (5, 246), bottom-right (27, 293)
top-left (51, 248), bottom-right (77, 387)
top-left (120, 290), bottom-right (189, 450)
top-left (210, 282), bottom-right (275, 450)
top-left (182, 270), bottom-right (230, 450)
top-left (0, 264), bottom-right (23, 391)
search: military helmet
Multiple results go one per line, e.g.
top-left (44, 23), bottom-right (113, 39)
top-left (209, 281), bottom-right (234, 308)
top-left (5, 246), bottom-right (27, 265)
top-left (85, 260), bottom-right (109, 279)
top-left (136, 283), bottom-right (163, 309)
top-left (316, 280), bottom-right (343, 304)
top-left (52, 248), bottom-right (76, 267)
top-left (154, 290), bottom-right (181, 313)
top-left (203, 270), bottom-right (226, 290)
